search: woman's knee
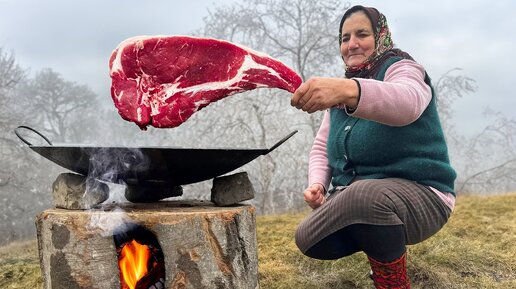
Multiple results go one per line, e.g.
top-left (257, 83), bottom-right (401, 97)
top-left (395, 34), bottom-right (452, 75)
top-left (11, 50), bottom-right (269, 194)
top-left (296, 225), bottom-right (359, 260)
top-left (343, 180), bottom-right (396, 215)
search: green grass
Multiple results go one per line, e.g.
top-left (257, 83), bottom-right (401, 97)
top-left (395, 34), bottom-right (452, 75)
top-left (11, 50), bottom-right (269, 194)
top-left (1, 194), bottom-right (515, 288)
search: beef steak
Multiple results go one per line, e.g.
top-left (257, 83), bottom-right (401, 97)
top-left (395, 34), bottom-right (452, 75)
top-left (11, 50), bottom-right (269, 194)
top-left (109, 35), bottom-right (302, 129)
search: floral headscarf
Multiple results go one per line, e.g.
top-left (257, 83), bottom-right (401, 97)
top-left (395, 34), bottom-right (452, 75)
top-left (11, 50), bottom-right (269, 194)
top-left (339, 6), bottom-right (414, 79)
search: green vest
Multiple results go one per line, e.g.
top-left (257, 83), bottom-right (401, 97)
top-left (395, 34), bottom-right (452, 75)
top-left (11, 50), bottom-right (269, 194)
top-left (327, 57), bottom-right (456, 194)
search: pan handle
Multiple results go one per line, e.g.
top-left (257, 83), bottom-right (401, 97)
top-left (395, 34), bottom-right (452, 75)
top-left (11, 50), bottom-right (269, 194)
top-left (14, 126), bottom-right (53, 146)
top-left (266, 130), bottom-right (298, 154)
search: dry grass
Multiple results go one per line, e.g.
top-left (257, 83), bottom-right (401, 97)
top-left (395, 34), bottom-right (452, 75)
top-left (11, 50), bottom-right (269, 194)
top-left (1, 194), bottom-right (515, 288)
top-left (257, 193), bottom-right (516, 289)
top-left (0, 240), bottom-right (42, 289)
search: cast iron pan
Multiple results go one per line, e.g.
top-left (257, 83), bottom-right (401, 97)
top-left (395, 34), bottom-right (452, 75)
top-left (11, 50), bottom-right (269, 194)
top-left (15, 126), bottom-right (297, 186)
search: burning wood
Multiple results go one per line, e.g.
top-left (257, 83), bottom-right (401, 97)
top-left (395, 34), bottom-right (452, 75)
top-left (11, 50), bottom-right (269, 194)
top-left (119, 240), bottom-right (150, 288)
top-left (115, 223), bottom-right (166, 289)
top-left (118, 239), bottom-right (165, 289)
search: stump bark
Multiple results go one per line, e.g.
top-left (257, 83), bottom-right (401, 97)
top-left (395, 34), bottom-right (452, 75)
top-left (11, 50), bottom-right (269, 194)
top-left (36, 201), bottom-right (259, 289)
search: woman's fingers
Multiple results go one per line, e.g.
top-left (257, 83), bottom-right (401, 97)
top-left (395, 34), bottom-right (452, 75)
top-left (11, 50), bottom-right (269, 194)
top-left (292, 78), bottom-right (335, 113)
top-left (291, 82), bottom-right (310, 108)
top-left (303, 188), bottom-right (317, 202)
top-left (293, 79), bottom-right (322, 110)
top-left (303, 185), bottom-right (326, 209)
top-left (308, 194), bottom-right (325, 209)
top-left (302, 97), bottom-right (322, 114)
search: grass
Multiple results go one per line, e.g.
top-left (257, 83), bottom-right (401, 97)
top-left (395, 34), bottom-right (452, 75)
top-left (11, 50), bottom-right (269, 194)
top-left (0, 240), bottom-right (42, 289)
top-left (1, 194), bottom-right (515, 288)
top-left (257, 193), bottom-right (516, 289)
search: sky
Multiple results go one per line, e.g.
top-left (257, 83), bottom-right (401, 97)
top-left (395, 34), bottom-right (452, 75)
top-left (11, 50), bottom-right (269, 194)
top-left (0, 0), bottom-right (515, 136)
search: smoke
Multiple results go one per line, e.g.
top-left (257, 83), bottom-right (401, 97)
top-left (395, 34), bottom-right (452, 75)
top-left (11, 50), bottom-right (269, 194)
top-left (86, 147), bottom-right (150, 185)
top-left (101, 183), bottom-right (128, 204)
top-left (87, 206), bottom-right (132, 237)
top-left (85, 147), bottom-right (150, 235)
top-left (84, 146), bottom-right (150, 202)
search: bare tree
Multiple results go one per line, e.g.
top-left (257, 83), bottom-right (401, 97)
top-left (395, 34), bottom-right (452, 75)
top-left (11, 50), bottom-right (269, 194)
top-left (200, 0), bottom-right (349, 136)
top-left (16, 68), bottom-right (101, 142)
top-left (0, 48), bottom-right (25, 92)
top-left (433, 69), bottom-right (515, 194)
top-left (187, 0), bottom-right (351, 213)
top-left (433, 68), bottom-right (477, 143)
top-left (0, 48), bottom-right (28, 188)
top-left (0, 55), bottom-right (105, 244)
top-left (455, 112), bottom-right (516, 193)
top-left (0, 47), bottom-right (27, 138)
top-left (0, 49), bottom-right (46, 244)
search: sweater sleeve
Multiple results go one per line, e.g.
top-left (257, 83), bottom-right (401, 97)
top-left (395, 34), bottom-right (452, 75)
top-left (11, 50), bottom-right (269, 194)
top-left (308, 110), bottom-right (332, 191)
top-left (346, 59), bottom-right (432, 126)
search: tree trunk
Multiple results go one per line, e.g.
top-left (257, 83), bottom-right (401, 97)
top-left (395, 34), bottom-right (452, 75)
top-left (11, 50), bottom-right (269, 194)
top-left (36, 201), bottom-right (259, 289)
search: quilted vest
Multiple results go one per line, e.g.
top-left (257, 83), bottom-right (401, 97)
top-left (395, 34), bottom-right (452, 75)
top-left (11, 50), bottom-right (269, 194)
top-left (327, 57), bottom-right (456, 194)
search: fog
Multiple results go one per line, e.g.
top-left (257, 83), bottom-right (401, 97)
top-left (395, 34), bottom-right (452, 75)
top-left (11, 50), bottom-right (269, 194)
top-left (1, 0), bottom-right (514, 135)
top-left (0, 0), bottom-right (515, 245)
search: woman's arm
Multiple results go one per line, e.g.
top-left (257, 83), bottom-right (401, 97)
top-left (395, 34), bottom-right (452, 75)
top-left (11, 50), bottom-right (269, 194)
top-left (308, 111), bottom-right (332, 191)
top-left (347, 59), bottom-right (432, 126)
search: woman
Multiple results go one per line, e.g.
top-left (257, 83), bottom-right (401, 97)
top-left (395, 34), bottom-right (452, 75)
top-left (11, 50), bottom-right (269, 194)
top-left (290, 5), bottom-right (456, 289)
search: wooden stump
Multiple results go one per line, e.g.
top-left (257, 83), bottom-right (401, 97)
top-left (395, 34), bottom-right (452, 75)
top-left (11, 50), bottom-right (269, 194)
top-left (36, 201), bottom-right (259, 289)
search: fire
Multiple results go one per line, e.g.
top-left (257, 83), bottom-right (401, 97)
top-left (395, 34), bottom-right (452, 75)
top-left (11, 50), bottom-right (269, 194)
top-left (119, 239), bottom-right (151, 289)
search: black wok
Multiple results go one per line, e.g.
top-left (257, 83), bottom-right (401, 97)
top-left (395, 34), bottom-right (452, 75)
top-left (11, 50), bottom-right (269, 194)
top-left (15, 126), bottom-right (297, 186)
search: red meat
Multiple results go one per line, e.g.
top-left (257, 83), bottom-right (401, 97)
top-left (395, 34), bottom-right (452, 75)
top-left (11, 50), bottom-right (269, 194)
top-left (109, 35), bottom-right (302, 129)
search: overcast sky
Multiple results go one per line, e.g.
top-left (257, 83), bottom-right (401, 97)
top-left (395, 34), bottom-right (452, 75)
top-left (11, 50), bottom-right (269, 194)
top-left (1, 0), bottom-right (514, 136)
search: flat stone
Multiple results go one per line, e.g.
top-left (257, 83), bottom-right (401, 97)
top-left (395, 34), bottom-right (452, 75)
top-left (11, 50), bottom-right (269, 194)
top-left (211, 172), bottom-right (255, 206)
top-left (52, 173), bottom-right (109, 210)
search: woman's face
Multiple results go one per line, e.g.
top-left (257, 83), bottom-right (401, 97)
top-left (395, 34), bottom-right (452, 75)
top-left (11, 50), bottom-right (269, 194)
top-left (340, 11), bottom-right (375, 67)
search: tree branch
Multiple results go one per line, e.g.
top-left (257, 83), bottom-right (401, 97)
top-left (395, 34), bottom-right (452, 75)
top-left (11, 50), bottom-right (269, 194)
top-left (458, 158), bottom-right (516, 193)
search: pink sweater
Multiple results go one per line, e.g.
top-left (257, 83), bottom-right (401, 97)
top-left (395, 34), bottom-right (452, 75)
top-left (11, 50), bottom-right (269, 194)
top-left (308, 59), bottom-right (455, 210)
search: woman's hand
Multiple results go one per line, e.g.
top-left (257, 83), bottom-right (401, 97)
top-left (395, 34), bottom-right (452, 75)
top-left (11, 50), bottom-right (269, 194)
top-left (291, 77), bottom-right (359, 113)
top-left (304, 183), bottom-right (326, 209)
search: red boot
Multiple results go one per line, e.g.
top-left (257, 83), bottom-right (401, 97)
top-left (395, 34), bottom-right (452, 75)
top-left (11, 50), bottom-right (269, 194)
top-left (368, 252), bottom-right (410, 289)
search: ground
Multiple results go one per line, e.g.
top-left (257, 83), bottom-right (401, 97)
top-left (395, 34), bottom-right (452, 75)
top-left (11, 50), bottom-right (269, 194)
top-left (1, 193), bottom-right (515, 289)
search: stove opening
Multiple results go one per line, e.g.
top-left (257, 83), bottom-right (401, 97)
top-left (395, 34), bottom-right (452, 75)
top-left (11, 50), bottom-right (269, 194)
top-left (114, 223), bottom-right (165, 289)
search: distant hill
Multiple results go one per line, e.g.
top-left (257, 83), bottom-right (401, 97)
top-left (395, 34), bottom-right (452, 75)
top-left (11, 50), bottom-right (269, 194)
top-left (1, 194), bottom-right (515, 289)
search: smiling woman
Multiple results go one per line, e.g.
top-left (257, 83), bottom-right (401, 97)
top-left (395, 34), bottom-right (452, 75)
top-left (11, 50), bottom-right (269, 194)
top-left (339, 11), bottom-right (375, 67)
top-left (290, 5), bottom-right (457, 288)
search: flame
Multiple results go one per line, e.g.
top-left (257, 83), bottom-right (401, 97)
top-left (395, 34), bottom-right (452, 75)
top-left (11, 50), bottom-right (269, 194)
top-left (119, 239), bottom-right (151, 289)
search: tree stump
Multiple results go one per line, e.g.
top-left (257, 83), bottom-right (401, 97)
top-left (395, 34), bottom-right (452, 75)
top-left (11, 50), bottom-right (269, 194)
top-left (36, 201), bottom-right (259, 289)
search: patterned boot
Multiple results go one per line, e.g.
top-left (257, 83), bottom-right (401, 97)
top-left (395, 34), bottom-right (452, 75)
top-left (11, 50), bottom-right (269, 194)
top-left (368, 252), bottom-right (410, 289)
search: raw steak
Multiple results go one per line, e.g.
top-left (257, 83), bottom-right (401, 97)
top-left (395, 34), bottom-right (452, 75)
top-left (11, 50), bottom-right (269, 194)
top-left (109, 35), bottom-right (302, 129)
